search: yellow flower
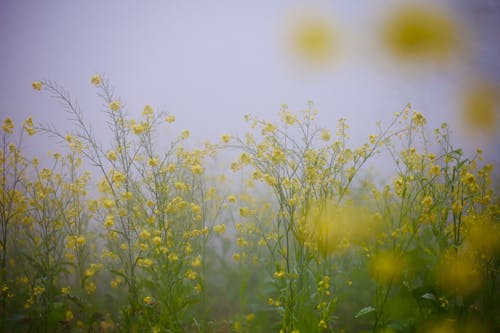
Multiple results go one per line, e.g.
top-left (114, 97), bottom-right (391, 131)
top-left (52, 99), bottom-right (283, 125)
top-left (461, 80), bottom-right (499, 135)
top-left (288, 12), bottom-right (338, 65)
top-left (107, 150), bottom-right (117, 161)
top-left (152, 236), bottom-right (162, 246)
top-left (91, 74), bottom-right (101, 86)
top-left (66, 310), bottom-right (74, 322)
top-left (140, 230), bottom-right (151, 240)
top-left (76, 236), bottom-right (86, 246)
top-left (213, 224), bottom-right (226, 235)
top-left (142, 105), bottom-right (154, 118)
top-left (109, 101), bottom-right (121, 112)
top-left (274, 270), bottom-right (285, 279)
top-left (191, 164), bottom-right (203, 175)
top-left (421, 196), bottom-right (434, 208)
top-left (227, 195), bottom-right (237, 203)
top-left (412, 111), bottom-right (426, 126)
top-left (381, 5), bottom-right (460, 62)
top-left (185, 269), bottom-right (197, 280)
top-left (104, 215), bottom-right (114, 228)
top-left (33, 286), bottom-right (45, 296)
top-left (221, 134), bottom-right (231, 143)
top-left (181, 129), bottom-right (190, 139)
top-left (165, 114), bottom-right (175, 123)
top-left (320, 129), bottom-right (331, 141)
top-left (148, 157), bottom-right (159, 167)
top-left (23, 117), bottom-right (36, 136)
top-left (144, 296), bottom-right (153, 305)
top-left (2, 118), bottom-right (14, 134)
top-left (32, 81), bottom-right (42, 91)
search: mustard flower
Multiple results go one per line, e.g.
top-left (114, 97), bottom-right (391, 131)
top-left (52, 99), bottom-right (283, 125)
top-left (109, 101), bottom-right (120, 112)
top-left (32, 81), bottom-right (42, 91)
top-left (90, 74), bottom-right (101, 86)
top-left (2, 118), bottom-right (14, 134)
top-left (320, 129), bottom-right (331, 141)
top-left (165, 114), bottom-right (175, 123)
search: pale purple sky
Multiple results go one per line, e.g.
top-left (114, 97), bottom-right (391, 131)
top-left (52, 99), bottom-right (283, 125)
top-left (1, 0), bottom-right (499, 173)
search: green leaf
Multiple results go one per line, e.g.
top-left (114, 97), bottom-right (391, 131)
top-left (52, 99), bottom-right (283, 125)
top-left (355, 306), bottom-right (376, 318)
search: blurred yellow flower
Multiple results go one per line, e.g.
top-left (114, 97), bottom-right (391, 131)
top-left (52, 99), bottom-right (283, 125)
top-left (165, 114), bottom-right (175, 123)
top-left (66, 310), bottom-right (74, 322)
top-left (461, 80), bottom-right (499, 135)
top-left (369, 251), bottom-right (405, 284)
top-left (287, 12), bottom-right (338, 66)
top-left (109, 101), bottom-right (120, 112)
top-left (213, 223), bottom-right (226, 235)
top-left (2, 118), bottom-right (14, 134)
top-left (381, 5), bottom-right (460, 63)
top-left (320, 129), bottom-right (331, 142)
top-left (32, 81), bottom-right (42, 91)
top-left (91, 74), bottom-right (101, 86)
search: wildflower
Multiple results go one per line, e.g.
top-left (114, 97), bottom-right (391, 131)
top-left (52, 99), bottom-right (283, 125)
top-left (85, 282), bottom-right (96, 294)
top-left (104, 215), bottom-right (114, 228)
top-left (109, 101), bottom-right (120, 112)
top-left (140, 229), bottom-right (151, 240)
top-left (381, 5), bottom-right (460, 62)
top-left (185, 269), bottom-right (197, 280)
top-left (2, 118), bottom-right (14, 134)
top-left (274, 270), bottom-right (285, 279)
top-left (106, 150), bottom-right (117, 161)
top-left (132, 122), bottom-right (146, 135)
top-left (288, 12), bottom-right (338, 65)
top-left (138, 258), bottom-right (153, 268)
top-left (144, 296), bottom-right (153, 305)
top-left (221, 134), bottom-right (231, 143)
top-left (33, 286), bottom-right (45, 296)
top-left (165, 114), bottom-right (175, 123)
top-left (213, 224), bottom-right (226, 235)
top-left (66, 310), bottom-right (74, 322)
top-left (148, 157), bottom-right (159, 167)
top-left (462, 80), bottom-right (499, 135)
top-left (32, 81), bottom-right (42, 91)
top-left (227, 195), bottom-right (237, 203)
top-left (320, 129), bottom-right (331, 141)
top-left (111, 277), bottom-right (123, 288)
top-left (412, 111), bottom-right (426, 126)
top-left (191, 164), bottom-right (203, 174)
top-left (90, 74), bottom-right (101, 86)
top-left (76, 236), bottom-right (86, 246)
top-left (61, 287), bottom-right (70, 294)
top-left (421, 196), bottom-right (434, 208)
top-left (191, 256), bottom-right (202, 268)
top-left (152, 236), bottom-right (162, 246)
top-left (23, 117), bottom-right (36, 135)
top-left (142, 105), bottom-right (154, 118)
top-left (318, 320), bottom-right (327, 329)
top-left (181, 129), bottom-right (190, 139)
top-left (239, 207), bottom-right (254, 217)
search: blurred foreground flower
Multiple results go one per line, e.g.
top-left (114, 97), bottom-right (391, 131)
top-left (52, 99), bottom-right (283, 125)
top-left (285, 10), bottom-right (339, 67)
top-left (381, 4), bottom-right (461, 63)
top-left (461, 79), bottom-right (499, 136)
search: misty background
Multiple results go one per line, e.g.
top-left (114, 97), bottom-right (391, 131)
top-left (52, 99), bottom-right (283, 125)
top-left (1, 0), bottom-right (499, 179)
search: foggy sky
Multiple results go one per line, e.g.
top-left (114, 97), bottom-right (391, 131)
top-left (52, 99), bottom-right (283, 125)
top-left (1, 0), bottom-right (499, 176)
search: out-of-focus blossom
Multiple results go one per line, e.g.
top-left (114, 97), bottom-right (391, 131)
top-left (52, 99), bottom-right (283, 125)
top-left (380, 4), bottom-right (461, 63)
top-left (285, 9), bottom-right (339, 67)
top-left (461, 79), bottom-right (499, 136)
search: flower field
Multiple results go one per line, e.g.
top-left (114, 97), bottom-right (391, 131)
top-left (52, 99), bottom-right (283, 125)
top-left (0, 77), bottom-right (499, 333)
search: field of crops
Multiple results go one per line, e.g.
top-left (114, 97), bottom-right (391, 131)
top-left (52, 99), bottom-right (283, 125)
top-left (1, 77), bottom-right (499, 332)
